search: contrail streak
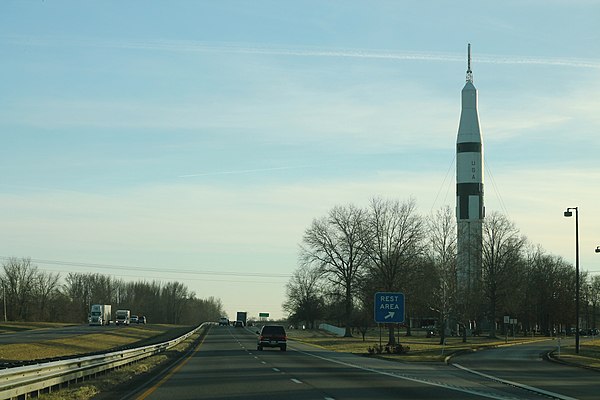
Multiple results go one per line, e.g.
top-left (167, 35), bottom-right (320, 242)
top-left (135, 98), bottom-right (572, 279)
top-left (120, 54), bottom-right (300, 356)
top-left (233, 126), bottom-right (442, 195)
top-left (179, 165), bottom-right (313, 178)
top-left (3, 35), bottom-right (600, 69)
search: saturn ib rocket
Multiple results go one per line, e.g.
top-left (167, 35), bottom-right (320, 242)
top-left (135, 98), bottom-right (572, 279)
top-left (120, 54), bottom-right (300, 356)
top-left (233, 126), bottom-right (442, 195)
top-left (456, 44), bottom-right (484, 295)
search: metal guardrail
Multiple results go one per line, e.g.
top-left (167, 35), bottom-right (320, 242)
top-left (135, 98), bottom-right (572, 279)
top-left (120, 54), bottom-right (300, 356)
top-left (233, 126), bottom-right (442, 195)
top-left (0, 323), bottom-right (207, 400)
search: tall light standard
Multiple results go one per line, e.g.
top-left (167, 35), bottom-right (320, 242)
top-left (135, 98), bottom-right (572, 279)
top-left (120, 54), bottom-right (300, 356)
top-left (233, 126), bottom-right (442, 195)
top-left (592, 246), bottom-right (600, 336)
top-left (564, 207), bottom-right (580, 354)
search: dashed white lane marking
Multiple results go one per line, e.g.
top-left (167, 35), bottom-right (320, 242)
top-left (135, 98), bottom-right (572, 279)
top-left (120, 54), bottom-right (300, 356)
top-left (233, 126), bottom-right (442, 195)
top-left (272, 368), bottom-right (280, 372)
top-left (261, 361), bottom-right (267, 364)
top-left (291, 378), bottom-right (302, 384)
top-left (324, 397), bottom-right (335, 400)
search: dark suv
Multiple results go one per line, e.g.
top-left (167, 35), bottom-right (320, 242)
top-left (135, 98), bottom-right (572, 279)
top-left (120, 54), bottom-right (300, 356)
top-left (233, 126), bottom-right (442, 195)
top-left (257, 325), bottom-right (287, 351)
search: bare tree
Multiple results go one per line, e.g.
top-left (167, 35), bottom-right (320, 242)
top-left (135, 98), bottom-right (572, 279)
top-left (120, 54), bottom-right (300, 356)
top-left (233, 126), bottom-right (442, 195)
top-left (63, 272), bottom-right (93, 322)
top-left (364, 197), bottom-right (425, 344)
top-left (161, 281), bottom-right (190, 324)
top-left (522, 247), bottom-right (575, 334)
top-left (1, 258), bottom-right (38, 320)
top-left (426, 205), bottom-right (457, 344)
top-left (283, 264), bottom-right (324, 328)
top-left (180, 296), bottom-right (225, 325)
top-left (33, 270), bottom-right (61, 321)
top-left (481, 212), bottom-right (527, 338)
top-left (300, 204), bottom-right (369, 337)
top-left (589, 275), bottom-right (600, 331)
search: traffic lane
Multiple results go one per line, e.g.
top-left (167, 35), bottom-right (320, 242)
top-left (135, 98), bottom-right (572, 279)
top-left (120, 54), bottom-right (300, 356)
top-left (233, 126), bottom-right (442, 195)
top-left (137, 325), bottom-right (329, 400)
top-left (138, 326), bottom-right (547, 400)
top-left (235, 328), bottom-right (542, 399)
top-left (452, 338), bottom-right (600, 400)
top-left (253, 349), bottom-right (480, 400)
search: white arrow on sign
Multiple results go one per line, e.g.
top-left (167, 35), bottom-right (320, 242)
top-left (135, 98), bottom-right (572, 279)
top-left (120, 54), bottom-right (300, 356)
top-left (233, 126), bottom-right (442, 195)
top-left (384, 311), bottom-right (395, 320)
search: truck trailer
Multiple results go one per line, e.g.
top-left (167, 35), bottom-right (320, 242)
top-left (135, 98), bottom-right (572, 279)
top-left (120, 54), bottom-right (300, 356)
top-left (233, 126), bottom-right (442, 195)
top-left (236, 311), bottom-right (247, 326)
top-left (89, 304), bottom-right (112, 326)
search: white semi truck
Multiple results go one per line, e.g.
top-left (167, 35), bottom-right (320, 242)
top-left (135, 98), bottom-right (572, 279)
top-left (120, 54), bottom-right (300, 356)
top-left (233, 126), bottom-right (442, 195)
top-left (89, 304), bottom-right (112, 326)
top-left (115, 309), bottom-right (131, 325)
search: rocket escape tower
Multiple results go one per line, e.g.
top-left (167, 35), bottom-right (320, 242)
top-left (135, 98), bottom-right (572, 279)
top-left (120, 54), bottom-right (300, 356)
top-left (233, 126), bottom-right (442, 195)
top-left (456, 44), bottom-right (484, 298)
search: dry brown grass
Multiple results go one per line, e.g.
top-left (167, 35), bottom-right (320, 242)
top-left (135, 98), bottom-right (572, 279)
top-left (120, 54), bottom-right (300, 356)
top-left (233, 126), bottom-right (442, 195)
top-left (0, 325), bottom-right (178, 362)
top-left (0, 322), bottom-right (76, 334)
top-left (554, 337), bottom-right (600, 369)
top-left (36, 329), bottom-right (206, 400)
top-left (288, 328), bottom-right (552, 362)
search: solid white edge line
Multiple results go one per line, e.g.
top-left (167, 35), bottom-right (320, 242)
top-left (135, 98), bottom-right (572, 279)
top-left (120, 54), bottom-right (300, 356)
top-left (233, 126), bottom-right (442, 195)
top-left (452, 363), bottom-right (578, 400)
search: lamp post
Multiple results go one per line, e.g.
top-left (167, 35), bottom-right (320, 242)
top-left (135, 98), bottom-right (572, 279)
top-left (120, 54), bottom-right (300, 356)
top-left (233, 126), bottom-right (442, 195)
top-left (591, 246), bottom-right (600, 337)
top-left (564, 207), bottom-right (580, 354)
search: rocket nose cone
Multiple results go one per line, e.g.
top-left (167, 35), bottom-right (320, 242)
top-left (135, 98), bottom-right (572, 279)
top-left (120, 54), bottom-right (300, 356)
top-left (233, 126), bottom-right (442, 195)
top-left (461, 82), bottom-right (478, 108)
top-left (462, 81), bottom-right (476, 91)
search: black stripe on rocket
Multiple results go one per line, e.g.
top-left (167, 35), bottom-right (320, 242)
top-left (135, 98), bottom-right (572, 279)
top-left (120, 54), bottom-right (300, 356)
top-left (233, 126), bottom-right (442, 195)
top-left (457, 142), bottom-right (484, 220)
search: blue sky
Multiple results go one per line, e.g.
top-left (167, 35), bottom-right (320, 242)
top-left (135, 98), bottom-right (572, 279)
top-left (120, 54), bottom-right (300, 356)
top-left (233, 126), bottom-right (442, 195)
top-left (1, 1), bottom-right (599, 320)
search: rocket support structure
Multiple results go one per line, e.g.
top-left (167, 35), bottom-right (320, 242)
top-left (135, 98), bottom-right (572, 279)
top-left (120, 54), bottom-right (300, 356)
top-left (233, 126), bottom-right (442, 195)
top-left (456, 44), bottom-right (484, 295)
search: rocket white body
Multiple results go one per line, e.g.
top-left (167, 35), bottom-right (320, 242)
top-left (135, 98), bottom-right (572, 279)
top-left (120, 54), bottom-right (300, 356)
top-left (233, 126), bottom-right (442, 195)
top-left (456, 47), bottom-right (484, 294)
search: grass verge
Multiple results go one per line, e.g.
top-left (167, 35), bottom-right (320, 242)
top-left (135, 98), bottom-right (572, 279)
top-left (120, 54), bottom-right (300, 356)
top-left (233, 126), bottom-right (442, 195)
top-left (0, 322), bottom-right (77, 334)
top-left (0, 324), bottom-right (188, 362)
top-left (288, 328), bottom-right (555, 362)
top-left (35, 325), bottom-right (210, 400)
top-left (552, 337), bottom-right (600, 369)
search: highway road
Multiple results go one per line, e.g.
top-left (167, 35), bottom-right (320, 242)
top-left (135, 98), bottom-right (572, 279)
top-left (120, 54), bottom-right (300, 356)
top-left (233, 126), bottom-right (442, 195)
top-left (451, 336), bottom-right (600, 400)
top-left (125, 326), bottom-right (593, 400)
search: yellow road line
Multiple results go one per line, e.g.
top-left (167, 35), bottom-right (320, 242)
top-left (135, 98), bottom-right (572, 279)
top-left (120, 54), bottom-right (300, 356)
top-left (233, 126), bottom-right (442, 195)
top-left (135, 327), bottom-right (210, 400)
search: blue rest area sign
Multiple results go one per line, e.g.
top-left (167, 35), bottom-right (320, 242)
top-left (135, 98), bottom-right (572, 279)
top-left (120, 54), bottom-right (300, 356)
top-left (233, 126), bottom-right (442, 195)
top-left (374, 292), bottom-right (405, 324)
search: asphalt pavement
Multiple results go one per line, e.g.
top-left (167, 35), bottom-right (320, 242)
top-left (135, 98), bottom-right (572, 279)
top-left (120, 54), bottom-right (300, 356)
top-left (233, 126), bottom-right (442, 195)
top-left (127, 325), bottom-right (583, 400)
top-left (450, 337), bottom-right (599, 400)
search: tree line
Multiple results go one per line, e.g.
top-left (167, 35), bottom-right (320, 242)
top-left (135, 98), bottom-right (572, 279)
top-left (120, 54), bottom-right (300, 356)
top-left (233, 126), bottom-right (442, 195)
top-left (284, 197), bottom-right (600, 341)
top-left (0, 257), bottom-right (225, 325)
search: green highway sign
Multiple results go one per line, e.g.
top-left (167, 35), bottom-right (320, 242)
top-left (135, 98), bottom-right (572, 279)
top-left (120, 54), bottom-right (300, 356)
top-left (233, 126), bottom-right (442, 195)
top-left (259, 312), bottom-right (269, 318)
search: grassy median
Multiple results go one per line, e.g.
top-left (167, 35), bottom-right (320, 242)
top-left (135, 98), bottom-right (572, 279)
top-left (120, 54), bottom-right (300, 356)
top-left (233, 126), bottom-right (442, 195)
top-left (0, 322), bottom-right (77, 334)
top-left (551, 337), bottom-right (600, 369)
top-left (288, 329), bottom-right (600, 365)
top-left (0, 323), bottom-right (188, 362)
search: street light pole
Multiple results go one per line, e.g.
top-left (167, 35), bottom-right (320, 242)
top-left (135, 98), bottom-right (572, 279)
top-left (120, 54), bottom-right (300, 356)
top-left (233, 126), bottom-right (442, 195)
top-left (564, 207), bottom-right (580, 354)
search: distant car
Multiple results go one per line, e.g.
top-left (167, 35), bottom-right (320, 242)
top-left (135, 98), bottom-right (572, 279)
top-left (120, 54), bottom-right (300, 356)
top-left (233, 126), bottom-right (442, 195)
top-left (219, 317), bottom-right (229, 326)
top-left (131, 315), bottom-right (139, 324)
top-left (234, 320), bottom-right (244, 327)
top-left (139, 316), bottom-right (147, 324)
top-left (257, 325), bottom-right (287, 351)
